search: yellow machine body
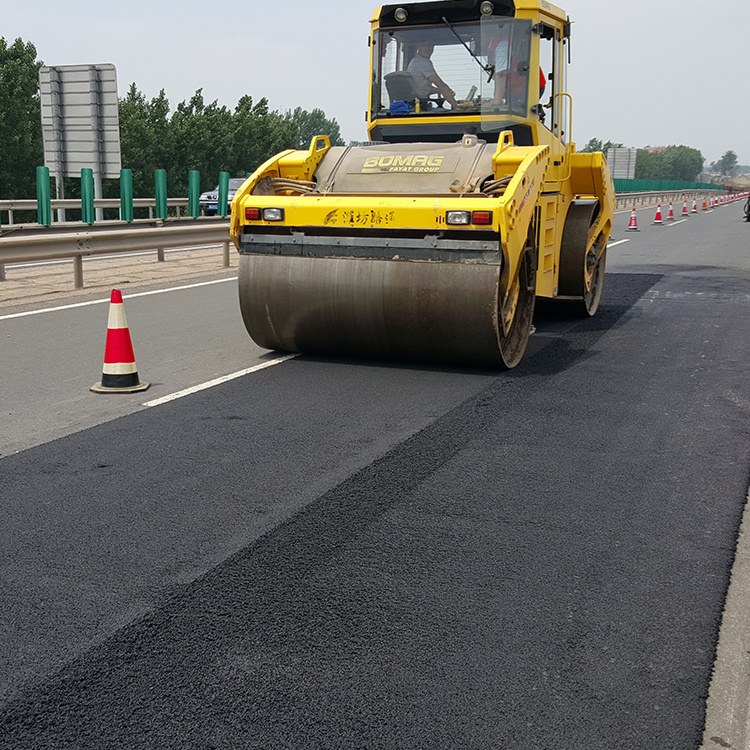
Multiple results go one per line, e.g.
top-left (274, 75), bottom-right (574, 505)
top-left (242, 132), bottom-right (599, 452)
top-left (230, 0), bottom-right (614, 368)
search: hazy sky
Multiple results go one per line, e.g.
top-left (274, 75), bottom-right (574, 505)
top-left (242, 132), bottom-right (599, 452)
top-left (5, 0), bottom-right (749, 165)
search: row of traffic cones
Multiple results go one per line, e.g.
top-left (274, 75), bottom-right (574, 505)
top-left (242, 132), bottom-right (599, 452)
top-left (627, 201), bottom-right (690, 230)
top-left (626, 192), bottom-right (750, 231)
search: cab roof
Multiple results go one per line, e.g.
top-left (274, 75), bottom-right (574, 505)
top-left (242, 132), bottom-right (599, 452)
top-left (376, 0), bottom-right (568, 28)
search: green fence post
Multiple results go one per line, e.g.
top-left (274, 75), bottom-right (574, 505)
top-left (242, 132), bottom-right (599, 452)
top-left (120, 169), bottom-right (134, 222)
top-left (81, 168), bottom-right (95, 224)
top-left (155, 169), bottom-right (168, 220)
top-left (217, 171), bottom-right (230, 218)
top-left (188, 170), bottom-right (201, 218)
top-left (36, 166), bottom-right (52, 226)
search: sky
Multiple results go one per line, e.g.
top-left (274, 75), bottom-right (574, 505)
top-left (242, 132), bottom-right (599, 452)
top-left (4, 0), bottom-right (749, 166)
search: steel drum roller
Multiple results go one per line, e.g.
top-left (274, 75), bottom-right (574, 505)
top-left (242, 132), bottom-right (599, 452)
top-left (238, 254), bottom-right (507, 367)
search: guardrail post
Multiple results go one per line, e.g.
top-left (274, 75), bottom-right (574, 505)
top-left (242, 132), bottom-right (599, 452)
top-left (223, 240), bottom-right (230, 267)
top-left (73, 255), bottom-right (84, 288)
top-left (217, 172), bottom-right (230, 218)
top-left (157, 248), bottom-right (165, 262)
top-left (36, 166), bottom-right (52, 227)
top-left (0, 264), bottom-right (5, 282)
top-left (81, 168), bottom-right (95, 224)
top-left (155, 169), bottom-right (168, 220)
top-left (120, 169), bottom-right (134, 222)
top-left (188, 171), bottom-right (200, 218)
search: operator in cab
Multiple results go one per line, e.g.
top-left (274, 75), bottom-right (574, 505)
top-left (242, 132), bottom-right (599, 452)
top-left (407, 42), bottom-right (459, 108)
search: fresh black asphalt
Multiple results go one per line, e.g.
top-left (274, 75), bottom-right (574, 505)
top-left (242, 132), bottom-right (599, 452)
top-left (1, 267), bottom-right (749, 748)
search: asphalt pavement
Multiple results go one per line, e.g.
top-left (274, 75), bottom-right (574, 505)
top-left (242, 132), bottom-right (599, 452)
top-left (0, 205), bottom-right (749, 748)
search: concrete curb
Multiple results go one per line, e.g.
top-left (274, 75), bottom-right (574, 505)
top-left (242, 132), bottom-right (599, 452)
top-left (701, 485), bottom-right (750, 750)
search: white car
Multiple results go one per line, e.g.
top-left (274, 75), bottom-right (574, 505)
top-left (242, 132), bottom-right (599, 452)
top-left (199, 178), bottom-right (247, 216)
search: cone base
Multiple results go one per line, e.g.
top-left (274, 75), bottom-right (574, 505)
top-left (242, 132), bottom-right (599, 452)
top-left (90, 380), bottom-right (151, 394)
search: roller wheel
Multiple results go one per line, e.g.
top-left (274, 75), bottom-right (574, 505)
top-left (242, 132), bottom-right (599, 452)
top-left (497, 244), bottom-right (537, 368)
top-left (558, 201), bottom-right (606, 316)
top-left (238, 228), bottom-right (537, 369)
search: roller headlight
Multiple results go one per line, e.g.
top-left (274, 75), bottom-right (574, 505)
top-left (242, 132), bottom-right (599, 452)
top-left (262, 207), bottom-right (285, 222)
top-left (446, 211), bottom-right (471, 225)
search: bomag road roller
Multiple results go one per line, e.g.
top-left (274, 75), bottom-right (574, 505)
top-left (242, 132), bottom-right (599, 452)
top-left (230, 0), bottom-right (614, 368)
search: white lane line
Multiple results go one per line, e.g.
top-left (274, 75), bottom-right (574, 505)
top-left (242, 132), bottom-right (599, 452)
top-left (668, 219), bottom-right (688, 227)
top-left (607, 239), bottom-right (631, 248)
top-left (142, 355), bottom-right (298, 407)
top-left (0, 276), bottom-right (238, 321)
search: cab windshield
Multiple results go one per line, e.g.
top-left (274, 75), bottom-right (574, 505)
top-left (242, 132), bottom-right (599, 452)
top-left (373, 18), bottom-right (533, 126)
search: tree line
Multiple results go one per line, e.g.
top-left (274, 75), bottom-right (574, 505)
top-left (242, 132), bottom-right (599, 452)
top-left (580, 137), bottom-right (742, 183)
top-left (0, 36), bottom-right (344, 201)
top-left (118, 85), bottom-right (344, 198)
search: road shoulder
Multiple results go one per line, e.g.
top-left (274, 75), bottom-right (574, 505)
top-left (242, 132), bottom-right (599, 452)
top-left (702, 486), bottom-right (750, 750)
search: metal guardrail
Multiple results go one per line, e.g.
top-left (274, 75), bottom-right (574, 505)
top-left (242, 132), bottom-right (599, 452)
top-left (0, 219), bottom-right (231, 288)
top-left (0, 188), bottom-right (736, 290)
top-left (0, 197), bottom-right (191, 225)
top-left (614, 189), bottom-right (716, 209)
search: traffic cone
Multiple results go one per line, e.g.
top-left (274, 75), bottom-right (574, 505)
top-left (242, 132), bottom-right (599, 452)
top-left (626, 208), bottom-right (639, 231)
top-left (666, 202), bottom-right (675, 220)
top-left (702, 198), bottom-right (708, 210)
top-left (681, 201), bottom-right (689, 217)
top-left (653, 204), bottom-right (663, 224)
top-left (691, 199), bottom-right (698, 213)
top-left (91, 290), bottom-right (150, 393)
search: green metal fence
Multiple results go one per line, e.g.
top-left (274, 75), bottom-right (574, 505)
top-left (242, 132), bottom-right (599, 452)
top-left (613, 178), bottom-right (722, 193)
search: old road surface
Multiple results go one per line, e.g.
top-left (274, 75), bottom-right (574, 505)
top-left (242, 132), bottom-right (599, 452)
top-left (0, 203), bottom-right (749, 749)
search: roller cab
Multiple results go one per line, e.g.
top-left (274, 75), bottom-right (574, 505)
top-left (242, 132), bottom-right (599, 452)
top-left (230, 0), bottom-right (614, 368)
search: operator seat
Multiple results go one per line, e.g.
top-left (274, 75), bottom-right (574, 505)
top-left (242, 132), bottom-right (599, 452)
top-left (384, 71), bottom-right (419, 103)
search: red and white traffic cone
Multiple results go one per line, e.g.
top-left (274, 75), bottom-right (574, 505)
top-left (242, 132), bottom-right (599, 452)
top-left (691, 199), bottom-right (698, 213)
top-left (91, 290), bottom-right (150, 393)
top-left (626, 208), bottom-right (639, 231)
top-left (681, 201), bottom-right (689, 217)
top-left (653, 204), bottom-right (663, 224)
top-left (666, 202), bottom-right (675, 221)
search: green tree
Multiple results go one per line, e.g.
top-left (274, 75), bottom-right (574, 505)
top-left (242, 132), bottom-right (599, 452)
top-left (711, 150), bottom-right (738, 177)
top-left (635, 145), bottom-right (703, 182)
top-left (0, 37), bottom-right (43, 199)
top-left (287, 107), bottom-right (345, 149)
top-left (228, 95), bottom-right (298, 180)
top-left (118, 84), bottom-right (172, 198)
top-left (170, 89), bottom-right (234, 193)
top-left (579, 138), bottom-right (624, 154)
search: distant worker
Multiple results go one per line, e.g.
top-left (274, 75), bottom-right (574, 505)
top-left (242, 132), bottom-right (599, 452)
top-left (491, 33), bottom-right (545, 108)
top-left (407, 42), bottom-right (459, 108)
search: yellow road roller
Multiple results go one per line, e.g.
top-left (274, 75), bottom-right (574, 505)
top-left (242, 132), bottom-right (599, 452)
top-left (230, 0), bottom-right (614, 368)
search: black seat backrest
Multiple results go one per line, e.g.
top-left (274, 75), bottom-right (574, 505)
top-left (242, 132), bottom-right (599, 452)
top-left (384, 71), bottom-right (418, 102)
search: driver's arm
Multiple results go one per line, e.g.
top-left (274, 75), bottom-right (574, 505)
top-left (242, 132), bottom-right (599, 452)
top-left (428, 74), bottom-right (458, 107)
